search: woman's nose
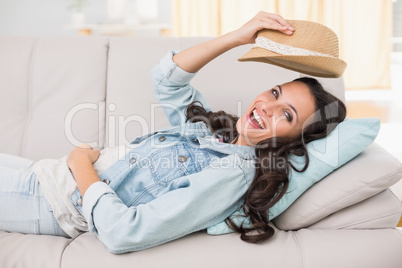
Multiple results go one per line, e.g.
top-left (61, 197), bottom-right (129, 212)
top-left (260, 103), bottom-right (275, 117)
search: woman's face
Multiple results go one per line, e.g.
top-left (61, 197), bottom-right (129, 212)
top-left (235, 81), bottom-right (316, 146)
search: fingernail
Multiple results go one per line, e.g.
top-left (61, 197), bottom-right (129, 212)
top-left (288, 26), bottom-right (294, 31)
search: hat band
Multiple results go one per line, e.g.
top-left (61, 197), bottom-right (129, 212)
top-left (254, 36), bottom-right (334, 58)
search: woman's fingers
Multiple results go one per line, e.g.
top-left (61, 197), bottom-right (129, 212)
top-left (91, 149), bottom-right (100, 163)
top-left (260, 20), bottom-right (294, 35)
top-left (258, 12), bottom-right (294, 35)
top-left (67, 144), bottom-right (100, 169)
top-left (256, 11), bottom-right (289, 27)
top-left (266, 12), bottom-right (293, 29)
top-left (78, 143), bottom-right (93, 149)
top-left (233, 11), bottom-right (294, 45)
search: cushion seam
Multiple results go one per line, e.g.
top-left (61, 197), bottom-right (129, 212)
top-left (313, 207), bottom-right (401, 230)
top-left (60, 236), bottom-right (77, 267)
top-left (286, 167), bottom-right (402, 229)
top-left (292, 231), bottom-right (305, 268)
top-left (103, 38), bottom-right (110, 149)
top-left (396, 228), bottom-right (402, 239)
top-left (337, 208), bottom-right (402, 229)
top-left (20, 37), bottom-right (40, 157)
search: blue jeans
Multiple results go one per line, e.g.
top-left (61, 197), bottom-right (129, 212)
top-left (0, 153), bottom-right (69, 237)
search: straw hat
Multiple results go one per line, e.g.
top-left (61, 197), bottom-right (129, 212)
top-left (238, 20), bottom-right (347, 78)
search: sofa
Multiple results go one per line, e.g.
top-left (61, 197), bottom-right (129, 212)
top-left (0, 36), bottom-right (402, 268)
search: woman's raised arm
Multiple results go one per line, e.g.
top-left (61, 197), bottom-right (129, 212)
top-left (172, 11), bottom-right (294, 73)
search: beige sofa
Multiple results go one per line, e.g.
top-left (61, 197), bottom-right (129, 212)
top-left (1, 36), bottom-right (402, 268)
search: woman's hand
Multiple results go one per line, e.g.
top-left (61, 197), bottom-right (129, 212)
top-left (66, 143), bottom-right (101, 197)
top-left (173, 11), bottom-right (293, 73)
top-left (230, 11), bottom-right (294, 46)
top-left (67, 143), bottom-right (100, 170)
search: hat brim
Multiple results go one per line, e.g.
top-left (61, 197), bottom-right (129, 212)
top-left (238, 47), bottom-right (347, 78)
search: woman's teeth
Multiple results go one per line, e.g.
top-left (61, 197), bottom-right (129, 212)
top-left (253, 109), bottom-right (265, 129)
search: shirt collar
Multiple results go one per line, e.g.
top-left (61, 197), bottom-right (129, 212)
top-left (193, 122), bottom-right (256, 160)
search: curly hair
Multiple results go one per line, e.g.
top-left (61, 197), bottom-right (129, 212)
top-left (186, 77), bottom-right (347, 243)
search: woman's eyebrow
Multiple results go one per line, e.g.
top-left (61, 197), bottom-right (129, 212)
top-left (289, 104), bottom-right (299, 123)
top-left (277, 85), bottom-right (283, 95)
top-left (276, 85), bottom-right (299, 123)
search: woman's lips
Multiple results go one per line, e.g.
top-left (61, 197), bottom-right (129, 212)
top-left (247, 109), bottom-right (265, 129)
top-left (247, 113), bottom-right (262, 129)
top-left (252, 109), bottom-right (265, 129)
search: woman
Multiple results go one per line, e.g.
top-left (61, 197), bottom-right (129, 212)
top-left (0, 12), bottom-right (346, 253)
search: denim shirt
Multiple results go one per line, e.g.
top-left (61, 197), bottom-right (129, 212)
top-left (78, 51), bottom-right (256, 254)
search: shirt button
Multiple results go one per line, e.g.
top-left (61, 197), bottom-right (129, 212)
top-left (129, 157), bottom-right (136, 164)
top-left (159, 136), bottom-right (166, 142)
top-left (178, 156), bottom-right (187, 163)
top-left (77, 198), bottom-right (83, 206)
top-left (103, 179), bottom-right (110, 185)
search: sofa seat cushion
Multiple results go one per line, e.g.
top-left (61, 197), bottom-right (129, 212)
top-left (2, 227), bottom-right (401, 268)
top-left (0, 231), bottom-right (71, 268)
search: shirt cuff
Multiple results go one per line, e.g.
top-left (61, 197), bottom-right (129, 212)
top-left (159, 50), bottom-right (197, 85)
top-left (82, 181), bottom-right (115, 232)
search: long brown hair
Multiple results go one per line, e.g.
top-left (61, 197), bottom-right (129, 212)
top-left (186, 77), bottom-right (347, 243)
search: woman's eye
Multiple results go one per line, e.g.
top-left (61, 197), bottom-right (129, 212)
top-left (272, 89), bottom-right (279, 99)
top-left (284, 110), bottom-right (293, 122)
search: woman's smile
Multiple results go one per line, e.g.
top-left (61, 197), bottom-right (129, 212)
top-left (247, 108), bottom-right (266, 130)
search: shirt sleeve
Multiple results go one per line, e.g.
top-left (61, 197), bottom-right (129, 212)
top-left (151, 50), bottom-right (212, 127)
top-left (81, 155), bottom-right (249, 254)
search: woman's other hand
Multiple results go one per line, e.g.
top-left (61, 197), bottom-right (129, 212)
top-left (67, 143), bottom-right (100, 170)
top-left (230, 11), bottom-right (294, 46)
top-left (66, 143), bottom-right (101, 197)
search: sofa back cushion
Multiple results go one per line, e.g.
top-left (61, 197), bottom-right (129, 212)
top-left (0, 37), bottom-right (34, 157)
top-left (0, 37), bottom-right (109, 160)
top-left (0, 36), bottom-right (346, 160)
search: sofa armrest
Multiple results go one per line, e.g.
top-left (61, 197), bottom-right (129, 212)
top-left (307, 189), bottom-right (401, 230)
top-left (273, 143), bottom-right (402, 230)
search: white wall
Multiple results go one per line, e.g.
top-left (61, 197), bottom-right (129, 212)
top-left (0, 0), bottom-right (171, 36)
